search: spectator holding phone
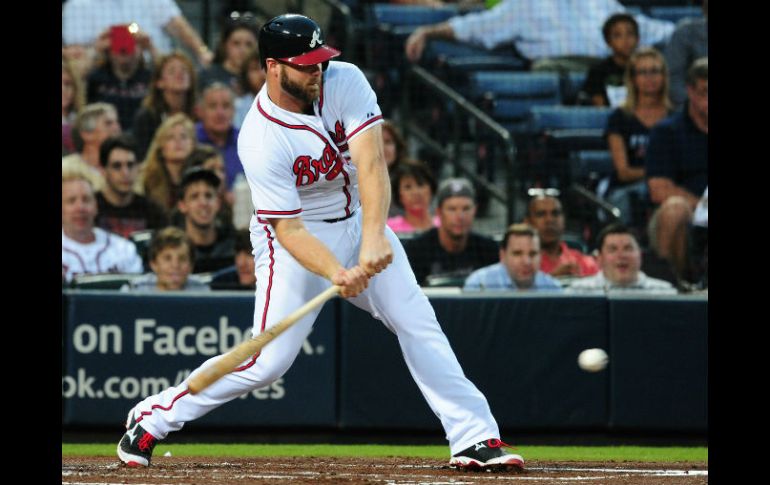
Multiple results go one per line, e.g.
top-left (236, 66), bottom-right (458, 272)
top-left (87, 25), bottom-right (153, 132)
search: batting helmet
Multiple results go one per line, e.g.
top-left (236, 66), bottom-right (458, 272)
top-left (258, 14), bottom-right (341, 70)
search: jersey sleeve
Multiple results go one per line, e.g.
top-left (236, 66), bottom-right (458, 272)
top-left (239, 141), bottom-right (303, 219)
top-left (336, 66), bottom-right (384, 142)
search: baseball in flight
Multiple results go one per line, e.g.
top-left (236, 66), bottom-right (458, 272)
top-left (578, 348), bottom-right (608, 372)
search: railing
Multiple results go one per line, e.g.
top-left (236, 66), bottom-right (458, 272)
top-left (401, 65), bottom-right (519, 224)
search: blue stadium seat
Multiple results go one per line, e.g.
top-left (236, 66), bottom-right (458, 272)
top-left (444, 55), bottom-right (529, 72)
top-left (570, 150), bottom-right (614, 180)
top-left (530, 106), bottom-right (612, 131)
top-left (371, 4), bottom-right (459, 27)
top-left (561, 71), bottom-right (587, 105)
top-left (527, 107), bottom-right (613, 190)
top-left (425, 39), bottom-right (494, 59)
top-left (469, 72), bottom-right (561, 98)
top-left (468, 72), bottom-right (562, 132)
top-left (647, 6), bottom-right (703, 23)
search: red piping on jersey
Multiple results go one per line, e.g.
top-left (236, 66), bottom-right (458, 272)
top-left (256, 98), bottom-right (353, 218)
top-left (232, 223), bottom-right (277, 371)
top-left (347, 115), bottom-right (384, 140)
top-left (257, 208), bottom-right (302, 217)
top-left (62, 246), bottom-right (88, 274)
top-left (94, 233), bottom-right (111, 273)
top-left (135, 390), bottom-right (189, 424)
top-left (260, 223), bottom-right (276, 334)
top-left (258, 99), bottom-right (330, 141)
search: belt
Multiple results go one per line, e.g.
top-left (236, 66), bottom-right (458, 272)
top-left (323, 210), bottom-right (357, 223)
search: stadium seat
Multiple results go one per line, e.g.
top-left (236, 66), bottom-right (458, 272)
top-left (647, 6), bottom-right (703, 23)
top-left (424, 274), bottom-right (468, 288)
top-left (569, 150), bottom-right (614, 181)
top-left (71, 273), bottom-right (138, 290)
top-left (528, 106), bottom-right (612, 191)
top-left (470, 72), bottom-right (561, 98)
top-left (469, 72), bottom-right (562, 133)
top-left (370, 4), bottom-right (459, 27)
top-left (561, 71), bottom-right (588, 105)
top-left (530, 106), bottom-right (612, 131)
top-left (129, 229), bottom-right (154, 268)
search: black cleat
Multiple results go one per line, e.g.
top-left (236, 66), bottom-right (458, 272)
top-left (117, 410), bottom-right (158, 467)
top-left (449, 438), bottom-right (524, 471)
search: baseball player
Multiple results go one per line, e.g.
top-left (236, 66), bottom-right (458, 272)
top-left (117, 14), bottom-right (524, 471)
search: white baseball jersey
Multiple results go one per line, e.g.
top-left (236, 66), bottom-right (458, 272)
top-left (128, 61), bottom-right (501, 456)
top-left (238, 61), bottom-right (383, 223)
top-left (62, 227), bottom-right (144, 283)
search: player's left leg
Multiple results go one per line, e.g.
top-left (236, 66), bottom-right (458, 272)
top-left (344, 218), bottom-right (521, 469)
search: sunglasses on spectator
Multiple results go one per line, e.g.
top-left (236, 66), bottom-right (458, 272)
top-left (527, 188), bottom-right (560, 198)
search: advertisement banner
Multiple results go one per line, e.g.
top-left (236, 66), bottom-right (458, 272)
top-left (62, 291), bottom-right (337, 427)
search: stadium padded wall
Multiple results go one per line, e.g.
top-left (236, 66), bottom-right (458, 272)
top-left (62, 291), bottom-right (707, 432)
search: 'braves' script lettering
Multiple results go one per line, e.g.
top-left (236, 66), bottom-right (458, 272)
top-left (328, 120), bottom-right (349, 153)
top-left (293, 143), bottom-right (344, 187)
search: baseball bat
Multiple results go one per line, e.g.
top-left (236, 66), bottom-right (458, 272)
top-left (187, 285), bottom-right (341, 395)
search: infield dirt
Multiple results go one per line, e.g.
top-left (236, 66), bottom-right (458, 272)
top-left (63, 456), bottom-right (708, 484)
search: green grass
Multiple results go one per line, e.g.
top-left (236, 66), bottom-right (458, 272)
top-left (63, 443), bottom-right (707, 462)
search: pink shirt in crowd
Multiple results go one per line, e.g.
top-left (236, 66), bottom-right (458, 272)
top-left (386, 214), bottom-right (440, 234)
top-left (540, 241), bottom-right (599, 277)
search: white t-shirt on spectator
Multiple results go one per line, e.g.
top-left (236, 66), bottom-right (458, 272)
top-left (448, 0), bottom-right (675, 60)
top-left (62, 227), bottom-right (144, 283)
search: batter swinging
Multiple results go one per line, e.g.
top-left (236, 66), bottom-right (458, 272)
top-left (117, 13), bottom-right (524, 472)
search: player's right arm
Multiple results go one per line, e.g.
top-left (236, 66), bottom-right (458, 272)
top-left (269, 217), bottom-right (370, 298)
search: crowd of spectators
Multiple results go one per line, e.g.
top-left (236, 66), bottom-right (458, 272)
top-left (62, 0), bottom-right (707, 295)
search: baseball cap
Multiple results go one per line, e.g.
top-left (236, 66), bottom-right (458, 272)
top-left (435, 178), bottom-right (476, 207)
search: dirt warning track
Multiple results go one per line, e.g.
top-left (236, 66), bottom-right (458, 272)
top-left (63, 456), bottom-right (708, 484)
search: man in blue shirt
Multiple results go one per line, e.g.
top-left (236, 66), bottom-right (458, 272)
top-left (464, 223), bottom-right (562, 291)
top-left (195, 82), bottom-right (243, 192)
top-left (645, 57), bottom-right (707, 283)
